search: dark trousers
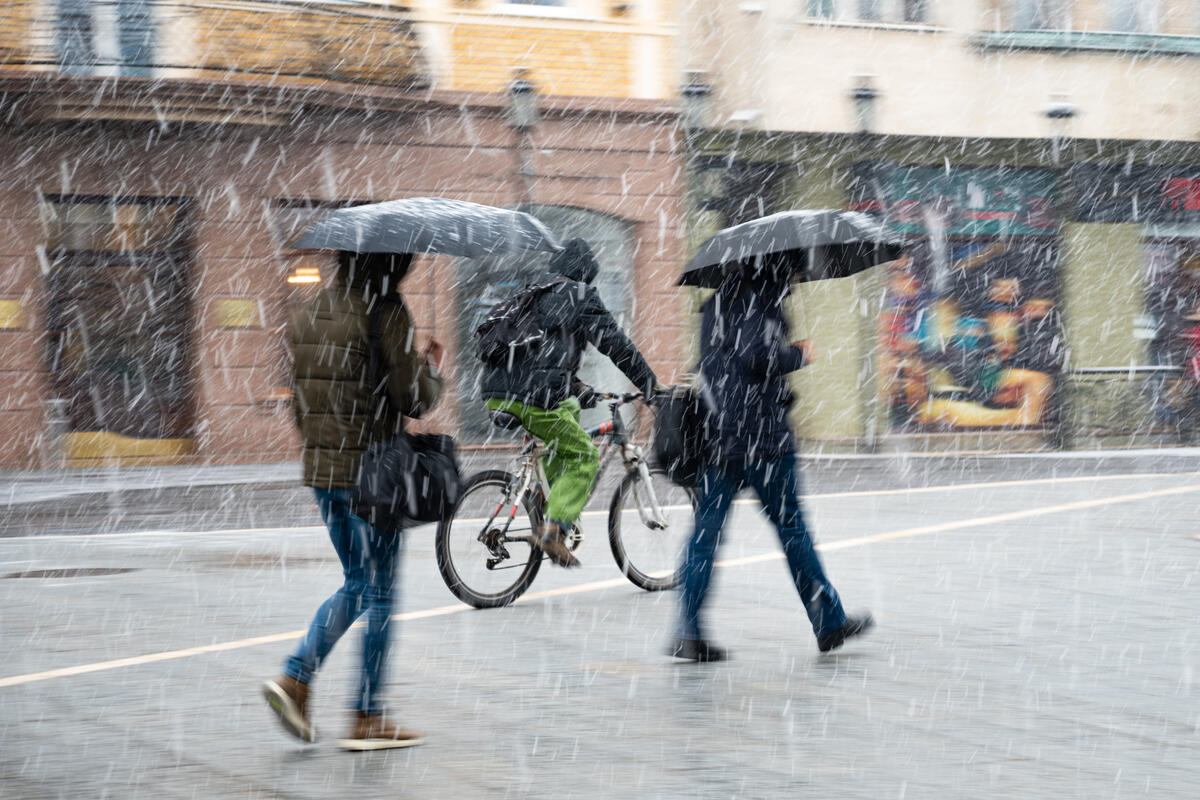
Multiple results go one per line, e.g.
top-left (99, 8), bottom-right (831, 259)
top-left (679, 451), bottom-right (846, 641)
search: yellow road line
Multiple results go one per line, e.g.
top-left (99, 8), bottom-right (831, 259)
top-left (1, 480), bottom-right (1197, 689)
top-left (818, 482), bottom-right (1200, 552)
top-left (4, 471), bottom-right (1195, 543)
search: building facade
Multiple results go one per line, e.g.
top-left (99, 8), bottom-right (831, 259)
top-left (679, 0), bottom-right (1200, 448)
top-left (0, 0), bottom-right (688, 468)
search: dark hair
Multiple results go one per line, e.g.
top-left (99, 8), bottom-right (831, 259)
top-left (335, 251), bottom-right (413, 295)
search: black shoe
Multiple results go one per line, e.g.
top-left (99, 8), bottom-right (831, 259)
top-left (817, 612), bottom-right (874, 653)
top-left (668, 637), bottom-right (729, 663)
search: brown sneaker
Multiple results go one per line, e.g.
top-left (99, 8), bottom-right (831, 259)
top-left (539, 522), bottom-right (581, 568)
top-left (338, 712), bottom-right (424, 751)
top-left (262, 675), bottom-right (314, 743)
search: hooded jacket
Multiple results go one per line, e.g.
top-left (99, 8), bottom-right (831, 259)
top-left (479, 238), bottom-right (657, 408)
top-left (699, 268), bottom-right (808, 461)
top-left (292, 252), bottom-right (443, 488)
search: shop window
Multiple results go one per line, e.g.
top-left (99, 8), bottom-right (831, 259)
top-left (455, 206), bottom-right (635, 441)
top-left (698, 159), bottom-right (787, 228)
top-left (41, 197), bottom-right (194, 439)
top-left (1142, 237), bottom-right (1200, 427)
top-left (857, 164), bottom-right (1064, 432)
top-left (266, 199), bottom-right (361, 387)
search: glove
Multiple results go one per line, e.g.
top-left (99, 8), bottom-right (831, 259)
top-left (573, 381), bottom-right (598, 409)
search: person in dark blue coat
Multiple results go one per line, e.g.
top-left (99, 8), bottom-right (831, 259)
top-left (670, 258), bottom-right (873, 662)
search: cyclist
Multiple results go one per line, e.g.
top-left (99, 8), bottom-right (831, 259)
top-left (481, 237), bottom-right (664, 568)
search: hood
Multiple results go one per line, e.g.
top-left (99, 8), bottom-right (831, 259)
top-left (548, 238), bottom-right (599, 284)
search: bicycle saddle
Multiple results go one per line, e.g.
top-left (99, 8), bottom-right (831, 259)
top-left (488, 410), bottom-right (524, 431)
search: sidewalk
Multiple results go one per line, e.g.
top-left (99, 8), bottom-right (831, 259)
top-left (2, 447), bottom-right (1197, 538)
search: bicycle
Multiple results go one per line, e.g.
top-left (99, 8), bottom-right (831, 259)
top-left (435, 391), bottom-right (696, 608)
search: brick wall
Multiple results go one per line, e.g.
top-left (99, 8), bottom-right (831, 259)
top-left (0, 2), bottom-right (37, 65)
top-left (183, 1), bottom-right (425, 86)
top-left (449, 23), bottom-right (632, 96)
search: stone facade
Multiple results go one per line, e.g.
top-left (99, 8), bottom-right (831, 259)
top-left (0, 78), bottom-right (687, 468)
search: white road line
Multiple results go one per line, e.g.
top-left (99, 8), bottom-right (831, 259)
top-left (2, 479), bottom-right (1197, 689)
top-left (3, 471), bottom-right (1195, 543)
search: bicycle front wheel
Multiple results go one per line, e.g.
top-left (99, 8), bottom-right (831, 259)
top-left (435, 470), bottom-right (544, 608)
top-left (608, 465), bottom-right (695, 591)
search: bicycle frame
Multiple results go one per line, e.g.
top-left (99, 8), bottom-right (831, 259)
top-left (500, 393), bottom-right (669, 535)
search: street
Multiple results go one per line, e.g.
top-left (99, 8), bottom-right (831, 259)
top-left (1, 452), bottom-right (1198, 799)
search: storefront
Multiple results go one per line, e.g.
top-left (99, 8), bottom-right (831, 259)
top-left (1074, 164), bottom-right (1200, 437)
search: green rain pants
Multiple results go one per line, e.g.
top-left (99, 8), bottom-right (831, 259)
top-left (484, 397), bottom-right (598, 528)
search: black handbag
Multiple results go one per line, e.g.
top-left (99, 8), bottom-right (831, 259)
top-left (651, 383), bottom-right (709, 487)
top-left (354, 301), bottom-right (461, 530)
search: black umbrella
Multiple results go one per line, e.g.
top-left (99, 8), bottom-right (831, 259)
top-left (291, 197), bottom-right (561, 256)
top-left (679, 209), bottom-right (903, 288)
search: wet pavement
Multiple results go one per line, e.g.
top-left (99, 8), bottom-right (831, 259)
top-left (1, 452), bottom-right (1198, 798)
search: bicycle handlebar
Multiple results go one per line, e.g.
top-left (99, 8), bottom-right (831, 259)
top-left (593, 391), bottom-right (646, 405)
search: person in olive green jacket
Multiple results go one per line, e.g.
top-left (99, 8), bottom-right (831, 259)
top-left (263, 251), bottom-right (442, 751)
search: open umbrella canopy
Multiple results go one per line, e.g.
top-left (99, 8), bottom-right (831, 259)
top-left (679, 209), bottom-right (903, 288)
top-left (291, 197), bottom-right (561, 257)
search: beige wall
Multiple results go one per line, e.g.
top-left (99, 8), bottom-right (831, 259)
top-left (680, 0), bottom-right (1200, 142)
top-left (1061, 222), bottom-right (1147, 369)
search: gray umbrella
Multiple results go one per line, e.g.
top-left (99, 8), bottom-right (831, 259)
top-left (679, 209), bottom-right (903, 288)
top-left (291, 197), bottom-right (561, 256)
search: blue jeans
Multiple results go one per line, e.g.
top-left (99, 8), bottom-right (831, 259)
top-left (285, 488), bottom-right (402, 715)
top-left (679, 451), bottom-right (846, 641)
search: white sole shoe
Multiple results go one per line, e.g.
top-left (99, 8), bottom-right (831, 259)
top-left (338, 735), bottom-right (424, 751)
top-left (262, 680), bottom-right (315, 743)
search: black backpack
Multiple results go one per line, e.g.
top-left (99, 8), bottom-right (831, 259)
top-left (652, 384), bottom-right (709, 487)
top-left (475, 278), bottom-right (568, 367)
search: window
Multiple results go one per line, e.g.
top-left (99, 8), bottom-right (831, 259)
top-left (809, 0), bottom-right (837, 18)
top-left (819, 0), bottom-right (932, 25)
top-left (902, 0), bottom-right (928, 23)
top-left (1009, 0), bottom-right (1069, 30)
top-left (55, 0), bottom-right (156, 76)
top-left (1109, 0), bottom-right (1160, 32)
top-left (41, 197), bottom-right (194, 439)
top-left (859, 0), bottom-right (882, 20)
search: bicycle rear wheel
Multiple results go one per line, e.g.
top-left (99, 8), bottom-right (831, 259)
top-left (435, 470), bottom-right (544, 608)
top-left (608, 466), bottom-right (695, 591)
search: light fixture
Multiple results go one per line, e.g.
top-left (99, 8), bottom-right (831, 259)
top-left (681, 69), bottom-right (713, 132)
top-left (851, 75), bottom-right (878, 135)
top-left (1043, 97), bottom-right (1077, 121)
top-left (507, 68), bottom-right (538, 132)
top-left (286, 266), bottom-right (322, 284)
top-left (1042, 94), bottom-right (1077, 167)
